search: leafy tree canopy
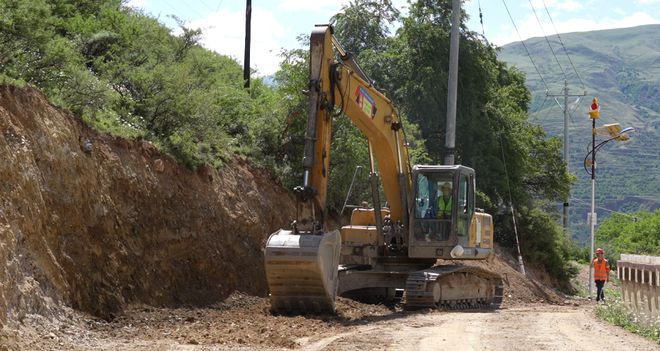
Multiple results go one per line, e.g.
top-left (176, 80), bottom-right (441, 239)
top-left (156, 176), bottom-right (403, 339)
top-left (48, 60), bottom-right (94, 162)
top-left (328, 0), bottom-right (575, 283)
top-left (597, 210), bottom-right (660, 265)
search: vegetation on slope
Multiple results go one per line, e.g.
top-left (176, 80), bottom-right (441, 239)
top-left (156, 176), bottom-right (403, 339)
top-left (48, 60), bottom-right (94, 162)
top-left (1, 0), bottom-right (577, 284)
top-left (596, 210), bottom-right (660, 265)
top-left (0, 0), bottom-right (281, 169)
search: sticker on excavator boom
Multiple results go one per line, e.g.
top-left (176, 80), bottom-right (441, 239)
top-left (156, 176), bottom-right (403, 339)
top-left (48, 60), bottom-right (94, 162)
top-left (354, 86), bottom-right (377, 119)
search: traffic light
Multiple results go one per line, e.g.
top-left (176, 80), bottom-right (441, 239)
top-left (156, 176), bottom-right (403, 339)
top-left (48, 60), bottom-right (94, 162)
top-left (589, 97), bottom-right (600, 119)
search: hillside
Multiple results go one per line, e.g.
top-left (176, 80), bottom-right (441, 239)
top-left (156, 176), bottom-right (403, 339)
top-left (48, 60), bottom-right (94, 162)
top-left (0, 84), bottom-right (295, 324)
top-left (498, 24), bottom-right (660, 244)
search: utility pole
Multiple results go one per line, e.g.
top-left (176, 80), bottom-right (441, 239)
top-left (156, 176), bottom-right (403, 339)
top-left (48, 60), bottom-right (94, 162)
top-left (444, 0), bottom-right (460, 166)
top-left (546, 80), bottom-right (586, 234)
top-left (243, 0), bottom-right (252, 89)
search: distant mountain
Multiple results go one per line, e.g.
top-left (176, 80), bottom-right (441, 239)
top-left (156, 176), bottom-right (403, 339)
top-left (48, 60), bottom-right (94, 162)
top-left (498, 24), bottom-right (660, 244)
top-left (261, 74), bottom-right (277, 87)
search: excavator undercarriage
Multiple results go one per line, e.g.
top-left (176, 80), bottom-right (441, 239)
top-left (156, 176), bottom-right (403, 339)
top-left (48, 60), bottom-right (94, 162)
top-left (405, 265), bottom-right (504, 309)
top-left (266, 236), bottom-right (504, 313)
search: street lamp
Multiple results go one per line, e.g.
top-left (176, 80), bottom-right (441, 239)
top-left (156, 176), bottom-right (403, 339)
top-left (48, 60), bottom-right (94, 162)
top-left (583, 114), bottom-right (635, 297)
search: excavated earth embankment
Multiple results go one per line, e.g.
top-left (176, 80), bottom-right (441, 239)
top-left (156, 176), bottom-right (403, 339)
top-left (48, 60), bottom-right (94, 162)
top-left (0, 85), bottom-right (295, 325)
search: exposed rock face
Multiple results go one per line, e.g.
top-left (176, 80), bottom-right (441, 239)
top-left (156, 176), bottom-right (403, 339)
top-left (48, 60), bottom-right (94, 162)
top-left (0, 85), bottom-right (295, 322)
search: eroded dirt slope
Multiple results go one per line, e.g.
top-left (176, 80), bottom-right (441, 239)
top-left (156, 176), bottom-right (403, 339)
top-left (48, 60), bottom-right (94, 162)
top-left (0, 85), bottom-right (295, 324)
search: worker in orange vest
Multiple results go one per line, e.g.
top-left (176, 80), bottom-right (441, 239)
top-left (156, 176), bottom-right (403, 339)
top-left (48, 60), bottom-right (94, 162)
top-left (593, 248), bottom-right (611, 302)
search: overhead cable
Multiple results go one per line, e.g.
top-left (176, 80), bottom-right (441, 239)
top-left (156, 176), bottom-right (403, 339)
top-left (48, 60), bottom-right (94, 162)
top-left (483, 108), bottom-right (526, 275)
top-left (570, 198), bottom-right (640, 219)
top-left (527, 0), bottom-right (567, 82)
top-left (501, 0), bottom-right (550, 92)
top-left (478, 0), bottom-right (486, 37)
top-left (541, 0), bottom-right (586, 90)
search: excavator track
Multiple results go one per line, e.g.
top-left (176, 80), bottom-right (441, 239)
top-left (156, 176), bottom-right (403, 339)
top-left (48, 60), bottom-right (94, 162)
top-left (405, 265), bottom-right (503, 310)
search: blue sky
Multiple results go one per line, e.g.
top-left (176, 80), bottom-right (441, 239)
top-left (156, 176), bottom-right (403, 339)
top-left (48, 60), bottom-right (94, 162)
top-left (126, 0), bottom-right (660, 75)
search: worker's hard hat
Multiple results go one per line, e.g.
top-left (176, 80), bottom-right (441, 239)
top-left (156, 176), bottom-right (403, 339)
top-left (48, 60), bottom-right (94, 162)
top-left (596, 248), bottom-right (604, 254)
top-left (441, 182), bottom-right (451, 189)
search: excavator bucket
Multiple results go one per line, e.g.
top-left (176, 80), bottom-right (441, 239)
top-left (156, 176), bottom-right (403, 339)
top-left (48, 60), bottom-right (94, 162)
top-left (264, 229), bottom-right (341, 313)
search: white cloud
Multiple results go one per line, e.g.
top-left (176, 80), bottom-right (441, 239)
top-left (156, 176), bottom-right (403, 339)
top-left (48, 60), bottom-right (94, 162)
top-left (530, 0), bottom-right (584, 11)
top-left (125, 0), bottom-right (148, 8)
top-left (188, 6), bottom-right (287, 76)
top-left (637, 0), bottom-right (660, 4)
top-left (613, 7), bottom-right (628, 16)
top-left (277, 0), bottom-right (347, 13)
top-left (492, 11), bottom-right (660, 46)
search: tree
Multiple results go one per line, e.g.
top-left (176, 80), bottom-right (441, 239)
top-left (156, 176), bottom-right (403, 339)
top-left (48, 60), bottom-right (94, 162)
top-left (597, 210), bottom-right (660, 266)
top-left (330, 0), bottom-right (400, 55)
top-left (0, 1), bottom-right (283, 169)
top-left (328, 0), bottom-right (575, 282)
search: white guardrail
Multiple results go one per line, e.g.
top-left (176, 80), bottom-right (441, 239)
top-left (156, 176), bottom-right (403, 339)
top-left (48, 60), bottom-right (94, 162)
top-left (617, 254), bottom-right (660, 326)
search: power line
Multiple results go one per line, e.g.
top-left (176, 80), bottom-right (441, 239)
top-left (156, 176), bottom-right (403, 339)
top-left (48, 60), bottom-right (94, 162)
top-left (528, 96), bottom-right (549, 123)
top-left (160, 0), bottom-right (182, 18)
top-left (530, 95), bottom-right (549, 114)
top-left (541, 0), bottom-right (586, 90)
top-left (552, 96), bottom-right (583, 124)
top-left (527, 0), bottom-right (567, 82)
top-left (477, 0), bottom-right (485, 37)
top-left (161, 0), bottom-right (209, 24)
top-left (569, 96), bottom-right (582, 116)
top-left (570, 198), bottom-right (641, 218)
top-left (501, 0), bottom-right (550, 92)
top-left (197, 0), bottom-right (215, 13)
top-left (500, 136), bottom-right (526, 275)
top-left (484, 108), bottom-right (526, 275)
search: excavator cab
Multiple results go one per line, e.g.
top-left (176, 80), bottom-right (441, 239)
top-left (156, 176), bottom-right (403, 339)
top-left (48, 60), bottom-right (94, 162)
top-left (408, 165), bottom-right (493, 260)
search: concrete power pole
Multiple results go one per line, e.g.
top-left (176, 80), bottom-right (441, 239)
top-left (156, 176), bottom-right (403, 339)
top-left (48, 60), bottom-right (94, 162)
top-left (444, 0), bottom-right (460, 166)
top-left (546, 80), bottom-right (586, 233)
top-left (243, 0), bottom-right (252, 89)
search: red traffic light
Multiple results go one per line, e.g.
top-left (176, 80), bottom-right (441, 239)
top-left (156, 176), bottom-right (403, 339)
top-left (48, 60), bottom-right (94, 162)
top-left (589, 97), bottom-right (600, 119)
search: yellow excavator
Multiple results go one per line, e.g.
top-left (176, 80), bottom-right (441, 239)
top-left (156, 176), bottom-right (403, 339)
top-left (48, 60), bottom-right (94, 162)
top-left (265, 25), bottom-right (503, 313)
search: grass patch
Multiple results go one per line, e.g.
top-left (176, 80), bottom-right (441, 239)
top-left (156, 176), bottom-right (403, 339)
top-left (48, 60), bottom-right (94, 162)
top-left (595, 296), bottom-right (660, 343)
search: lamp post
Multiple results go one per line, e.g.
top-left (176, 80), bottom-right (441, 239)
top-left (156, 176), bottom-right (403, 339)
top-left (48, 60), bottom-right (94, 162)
top-left (583, 104), bottom-right (634, 297)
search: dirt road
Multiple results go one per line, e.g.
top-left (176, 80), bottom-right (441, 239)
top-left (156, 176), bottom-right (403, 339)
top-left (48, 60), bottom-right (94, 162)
top-left (4, 258), bottom-right (656, 350)
top-left (5, 300), bottom-right (657, 351)
top-left (301, 304), bottom-right (657, 351)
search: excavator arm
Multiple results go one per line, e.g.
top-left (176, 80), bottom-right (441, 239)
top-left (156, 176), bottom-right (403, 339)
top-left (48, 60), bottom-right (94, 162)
top-left (299, 24), bottom-right (412, 232)
top-left (265, 25), bottom-right (414, 313)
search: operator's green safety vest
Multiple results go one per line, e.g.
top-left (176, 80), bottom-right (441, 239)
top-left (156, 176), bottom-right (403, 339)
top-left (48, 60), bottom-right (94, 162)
top-left (437, 196), bottom-right (452, 218)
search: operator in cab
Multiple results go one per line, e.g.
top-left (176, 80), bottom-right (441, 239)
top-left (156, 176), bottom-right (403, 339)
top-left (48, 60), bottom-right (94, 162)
top-left (437, 182), bottom-right (453, 218)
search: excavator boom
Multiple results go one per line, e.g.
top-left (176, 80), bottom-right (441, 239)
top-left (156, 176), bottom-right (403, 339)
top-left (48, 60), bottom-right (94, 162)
top-left (265, 25), bottom-right (412, 313)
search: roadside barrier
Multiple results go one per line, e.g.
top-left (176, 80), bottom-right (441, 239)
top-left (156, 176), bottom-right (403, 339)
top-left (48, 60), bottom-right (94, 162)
top-left (617, 254), bottom-right (660, 326)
